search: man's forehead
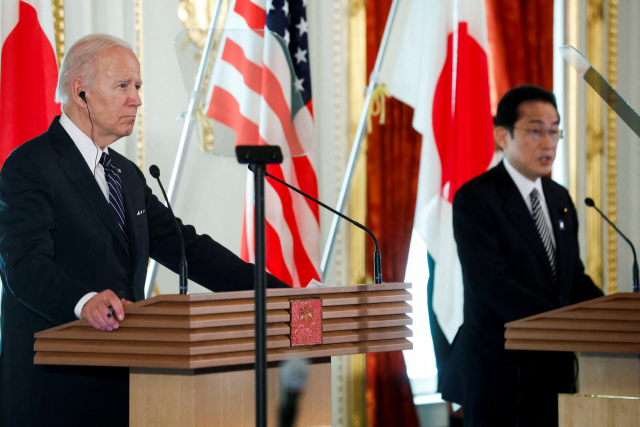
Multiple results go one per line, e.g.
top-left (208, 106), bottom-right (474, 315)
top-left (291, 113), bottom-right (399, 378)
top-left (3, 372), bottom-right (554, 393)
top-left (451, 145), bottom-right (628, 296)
top-left (94, 47), bottom-right (141, 80)
top-left (516, 101), bottom-right (559, 123)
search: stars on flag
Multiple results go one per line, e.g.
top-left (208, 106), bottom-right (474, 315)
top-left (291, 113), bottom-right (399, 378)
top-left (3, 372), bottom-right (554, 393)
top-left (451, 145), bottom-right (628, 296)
top-left (296, 17), bottom-right (308, 37)
top-left (266, 0), bottom-right (312, 104)
top-left (294, 47), bottom-right (307, 64)
top-left (266, 0), bottom-right (276, 12)
top-left (294, 76), bottom-right (305, 92)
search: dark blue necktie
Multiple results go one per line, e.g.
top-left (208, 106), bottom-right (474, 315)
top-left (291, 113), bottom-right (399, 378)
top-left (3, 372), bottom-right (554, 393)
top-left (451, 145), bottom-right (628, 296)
top-left (99, 152), bottom-right (130, 252)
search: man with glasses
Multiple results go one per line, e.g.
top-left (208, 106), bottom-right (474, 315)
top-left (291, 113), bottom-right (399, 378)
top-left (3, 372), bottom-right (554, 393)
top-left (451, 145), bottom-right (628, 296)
top-left (440, 85), bottom-right (603, 426)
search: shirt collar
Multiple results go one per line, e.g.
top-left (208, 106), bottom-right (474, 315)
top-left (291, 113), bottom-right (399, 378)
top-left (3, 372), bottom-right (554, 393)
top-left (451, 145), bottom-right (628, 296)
top-left (503, 157), bottom-right (544, 202)
top-left (59, 110), bottom-right (108, 173)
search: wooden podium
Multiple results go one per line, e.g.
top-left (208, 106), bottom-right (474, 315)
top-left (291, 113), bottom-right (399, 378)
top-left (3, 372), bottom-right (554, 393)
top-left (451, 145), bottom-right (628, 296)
top-left (505, 293), bottom-right (640, 427)
top-left (34, 283), bottom-right (413, 427)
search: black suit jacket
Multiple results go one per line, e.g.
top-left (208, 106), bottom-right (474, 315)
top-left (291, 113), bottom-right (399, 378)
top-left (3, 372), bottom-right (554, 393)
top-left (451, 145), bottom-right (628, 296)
top-left (0, 117), bottom-right (286, 426)
top-left (440, 161), bottom-right (602, 422)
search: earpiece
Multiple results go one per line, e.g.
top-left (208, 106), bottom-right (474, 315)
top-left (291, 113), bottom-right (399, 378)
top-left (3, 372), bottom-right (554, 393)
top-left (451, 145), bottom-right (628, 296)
top-left (79, 91), bottom-right (86, 103)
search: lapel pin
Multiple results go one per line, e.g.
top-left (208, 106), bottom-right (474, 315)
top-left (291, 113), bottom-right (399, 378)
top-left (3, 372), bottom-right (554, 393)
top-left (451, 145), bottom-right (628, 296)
top-left (559, 220), bottom-right (565, 230)
top-left (559, 207), bottom-right (568, 214)
top-left (118, 168), bottom-right (122, 173)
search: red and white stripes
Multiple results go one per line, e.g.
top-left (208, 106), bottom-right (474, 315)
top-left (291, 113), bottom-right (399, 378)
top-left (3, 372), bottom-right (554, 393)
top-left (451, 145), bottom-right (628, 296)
top-left (207, 0), bottom-right (320, 288)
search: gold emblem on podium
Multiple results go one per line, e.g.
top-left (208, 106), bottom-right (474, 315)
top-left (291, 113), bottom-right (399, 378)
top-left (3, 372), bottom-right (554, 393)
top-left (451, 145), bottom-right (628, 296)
top-left (290, 299), bottom-right (322, 346)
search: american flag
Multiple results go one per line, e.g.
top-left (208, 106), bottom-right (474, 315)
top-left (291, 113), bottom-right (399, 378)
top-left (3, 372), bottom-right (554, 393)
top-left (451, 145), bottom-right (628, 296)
top-left (205, 0), bottom-right (320, 288)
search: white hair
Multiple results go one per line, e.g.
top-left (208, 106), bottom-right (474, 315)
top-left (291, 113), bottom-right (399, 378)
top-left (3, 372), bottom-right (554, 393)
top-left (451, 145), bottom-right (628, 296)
top-left (55, 34), bottom-right (133, 106)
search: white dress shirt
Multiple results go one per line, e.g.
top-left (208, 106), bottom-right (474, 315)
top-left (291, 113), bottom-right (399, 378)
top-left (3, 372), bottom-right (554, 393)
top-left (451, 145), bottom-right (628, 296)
top-left (503, 158), bottom-right (556, 248)
top-left (59, 112), bottom-right (110, 318)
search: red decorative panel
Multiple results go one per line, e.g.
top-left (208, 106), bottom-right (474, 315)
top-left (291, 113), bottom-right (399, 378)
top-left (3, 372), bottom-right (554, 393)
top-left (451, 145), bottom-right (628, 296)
top-left (290, 299), bottom-right (322, 346)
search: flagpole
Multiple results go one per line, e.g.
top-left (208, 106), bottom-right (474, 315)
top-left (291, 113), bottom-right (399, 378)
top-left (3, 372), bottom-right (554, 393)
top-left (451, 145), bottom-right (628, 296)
top-left (145, 0), bottom-right (225, 298)
top-left (320, 0), bottom-right (401, 281)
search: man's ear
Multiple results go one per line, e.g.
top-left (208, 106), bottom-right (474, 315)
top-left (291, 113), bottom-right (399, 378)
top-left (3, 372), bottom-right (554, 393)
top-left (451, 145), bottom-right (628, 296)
top-left (494, 126), bottom-right (509, 151)
top-left (70, 78), bottom-right (87, 108)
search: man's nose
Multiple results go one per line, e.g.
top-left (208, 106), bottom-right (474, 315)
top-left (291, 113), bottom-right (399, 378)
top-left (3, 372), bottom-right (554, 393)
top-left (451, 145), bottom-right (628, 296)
top-left (540, 131), bottom-right (557, 148)
top-left (129, 89), bottom-right (142, 107)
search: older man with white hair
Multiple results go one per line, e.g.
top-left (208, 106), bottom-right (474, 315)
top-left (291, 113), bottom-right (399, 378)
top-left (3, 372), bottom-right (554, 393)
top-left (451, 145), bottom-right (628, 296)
top-left (0, 34), bottom-right (287, 426)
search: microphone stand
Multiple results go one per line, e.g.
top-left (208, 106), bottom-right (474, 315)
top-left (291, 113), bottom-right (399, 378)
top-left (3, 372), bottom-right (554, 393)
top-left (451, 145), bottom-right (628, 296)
top-left (586, 198), bottom-right (640, 292)
top-left (265, 171), bottom-right (383, 284)
top-left (236, 145), bottom-right (284, 427)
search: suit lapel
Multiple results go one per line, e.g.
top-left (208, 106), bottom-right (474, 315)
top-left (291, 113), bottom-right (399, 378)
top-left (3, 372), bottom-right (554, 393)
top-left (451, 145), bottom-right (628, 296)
top-left (51, 121), bottom-right (130, 255)
top-left (496, 163), bottom-right (556, 286)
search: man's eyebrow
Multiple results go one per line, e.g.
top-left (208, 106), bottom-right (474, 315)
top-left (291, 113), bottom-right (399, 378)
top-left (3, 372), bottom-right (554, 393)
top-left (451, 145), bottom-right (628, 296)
top-left (528, 119), bottom-right (560, 124)
top-left (115, 79), bottom-right (143, 85)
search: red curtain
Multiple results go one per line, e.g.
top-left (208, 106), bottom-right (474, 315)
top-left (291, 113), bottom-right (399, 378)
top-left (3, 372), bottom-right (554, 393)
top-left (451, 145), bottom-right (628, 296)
top-left (363, 1), bottom-right (554, 425)
top-left (365, 0), bottom-right (422, 426)
top-left (485, 0), bottom-right (555, 114)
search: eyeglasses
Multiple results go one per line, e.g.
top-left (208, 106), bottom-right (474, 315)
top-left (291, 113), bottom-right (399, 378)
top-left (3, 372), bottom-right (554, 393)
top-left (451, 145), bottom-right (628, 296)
top-left (513, 126), bottom-right (565, 141)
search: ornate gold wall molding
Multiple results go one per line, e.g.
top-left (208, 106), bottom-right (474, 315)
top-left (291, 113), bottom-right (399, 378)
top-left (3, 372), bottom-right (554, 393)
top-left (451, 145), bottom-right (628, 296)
top-left (346, 3), bottom-right (368, 425)
top-left (606, 0), bottom-right (619, 294)
top-left (349, 0), bottom-right (368, 287)
top-left (136, 0), bottom-right (145, 171)
top-left (334, 0), bottom-right (347, 426)
top-left (585, 0), bottom-right (604, 288)
top-left (51, 0), bottom-right (65, 67)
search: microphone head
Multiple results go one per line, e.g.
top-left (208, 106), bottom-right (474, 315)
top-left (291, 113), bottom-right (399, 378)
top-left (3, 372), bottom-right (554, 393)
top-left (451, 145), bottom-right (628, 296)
top-left (585, 198), bottom-right (595, 207)
top-left (149, 165), bottom-right (160, 179)
top-left (280, 358), bottom-right (309, 393)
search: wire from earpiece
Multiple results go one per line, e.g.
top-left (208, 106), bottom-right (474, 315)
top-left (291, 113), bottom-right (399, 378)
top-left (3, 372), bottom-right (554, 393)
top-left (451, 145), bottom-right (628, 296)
top-left (80, 91), bottom-right (100, 181)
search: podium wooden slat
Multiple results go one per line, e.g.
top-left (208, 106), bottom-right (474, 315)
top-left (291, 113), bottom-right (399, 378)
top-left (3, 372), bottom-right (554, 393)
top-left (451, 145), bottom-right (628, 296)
top-left (126, 298), bottom-right (292, 315)
top-left (505, 328), bottom-right (640, 343)
top-left (34, 336), bottom-right (292, 355)
top-left (322, 314), bottom-right (412, 331)
top-left (505, 293), bottom-right (640, 354)
top-left (322, 326), bottom-right (412, 344)
top-left (114, 309), bottom-right (291, 329)
top-left (36, 323), bottom-right (293, 342)
top-left (504, 318), bottom-right (640, 332)
top-left (35, 285), bottom-right (413, 367)
top-left (505, 293), bottom-right (640, 427)
top-left (34, 283), bottom-right (413, 427)
top-left (322, 302), bottom-right (411, 318)
top-left (34, 338), bottom-right (413, 369)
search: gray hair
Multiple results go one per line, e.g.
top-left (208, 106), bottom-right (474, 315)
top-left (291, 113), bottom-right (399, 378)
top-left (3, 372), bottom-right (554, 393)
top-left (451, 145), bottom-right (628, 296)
top-left (55, 34), bottom-right (133, 106)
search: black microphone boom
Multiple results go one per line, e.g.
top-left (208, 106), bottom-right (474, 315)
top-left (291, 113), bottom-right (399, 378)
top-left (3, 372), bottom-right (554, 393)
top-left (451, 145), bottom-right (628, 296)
top-left (585, 197), bottom-right (639, 292)
top-left (264, 171), bottom-right (383, 284)
top-left (150, 165), bottom-right (189, 295)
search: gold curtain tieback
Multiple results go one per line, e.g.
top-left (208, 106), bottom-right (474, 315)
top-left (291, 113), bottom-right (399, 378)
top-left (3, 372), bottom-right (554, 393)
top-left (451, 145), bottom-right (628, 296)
top-left (367, 84), bottom-right (391, 134)
top-left (194, 105), bottom-right (214, 152)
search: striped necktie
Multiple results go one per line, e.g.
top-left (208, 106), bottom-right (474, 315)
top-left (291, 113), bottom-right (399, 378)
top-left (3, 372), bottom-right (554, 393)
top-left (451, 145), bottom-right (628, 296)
top-left (530, 188), bottom-right (557, 278)
top-left (99, 152), bottom-right (130, 252)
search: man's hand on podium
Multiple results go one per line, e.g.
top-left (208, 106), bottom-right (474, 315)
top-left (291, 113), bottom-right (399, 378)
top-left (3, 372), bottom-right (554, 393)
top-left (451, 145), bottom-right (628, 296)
top-left (81, 290), bottom-right (132, 331)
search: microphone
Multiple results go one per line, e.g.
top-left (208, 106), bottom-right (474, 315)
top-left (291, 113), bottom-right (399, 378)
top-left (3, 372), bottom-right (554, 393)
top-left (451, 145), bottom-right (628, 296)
top-left (264, 170), bottom-right (383, 284)
top-left (149, 165), bottom-right (188, 295)
top-left (279, 358), bottom-right (309, 427)
top-left (585, 197), bottom-right (639, 292)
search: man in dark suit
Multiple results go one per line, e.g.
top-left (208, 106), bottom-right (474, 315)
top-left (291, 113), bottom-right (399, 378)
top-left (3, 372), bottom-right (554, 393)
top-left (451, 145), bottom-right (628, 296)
top-left (0, 34), bottom-right (286, 426)
top-left (440, 85), bottom-right (603, 426)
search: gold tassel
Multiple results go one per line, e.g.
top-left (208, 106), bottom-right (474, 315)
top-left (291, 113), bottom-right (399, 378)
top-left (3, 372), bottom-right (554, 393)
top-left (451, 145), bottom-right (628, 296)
top-left (194, 105), bottom-right (215, 153)
top-left (366, 84), bottom-right (391, 133)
